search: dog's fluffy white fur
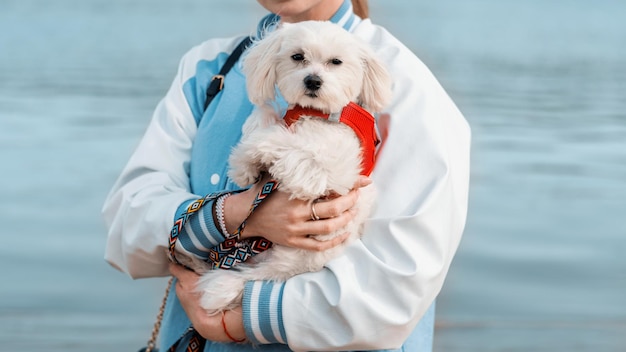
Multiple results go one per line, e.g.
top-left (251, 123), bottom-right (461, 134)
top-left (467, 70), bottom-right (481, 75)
top-left (182, 21), bottom-right (392, 315)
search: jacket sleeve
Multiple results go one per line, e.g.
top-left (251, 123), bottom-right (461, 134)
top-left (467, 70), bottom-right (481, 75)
top-left (102, 37), bottom-right (251, 278)
top-left (102, 48), bottom-right (203, 279)
top-left (241, 23), bottom-right (471, 351)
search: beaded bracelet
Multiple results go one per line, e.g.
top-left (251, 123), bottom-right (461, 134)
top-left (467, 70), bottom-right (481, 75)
top-left (215, 193), bottom-right (233, 238)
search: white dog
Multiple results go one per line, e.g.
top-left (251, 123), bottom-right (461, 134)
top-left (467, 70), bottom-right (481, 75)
top-left (187, 21), bottom-right (392, 315)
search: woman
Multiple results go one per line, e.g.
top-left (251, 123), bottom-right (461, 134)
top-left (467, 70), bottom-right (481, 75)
top-left (102, 0), bottom-right (470, 350)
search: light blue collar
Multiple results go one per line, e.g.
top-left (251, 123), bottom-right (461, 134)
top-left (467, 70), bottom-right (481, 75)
top-left (255, 0), bottom-right (360, 39)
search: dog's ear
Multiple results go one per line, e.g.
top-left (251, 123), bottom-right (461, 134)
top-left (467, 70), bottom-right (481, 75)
top-left (359, 50), bottom-right (393, 113)
top-left (242, 31), bottom-right (283, 105)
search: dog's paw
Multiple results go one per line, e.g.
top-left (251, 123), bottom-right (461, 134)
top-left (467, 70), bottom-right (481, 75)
top-left (270, 159), bottom-right (329, 199)
top-left (228, 146), bottom-right (263, 187)
top-left (196, 271), bottom-right (247, 315)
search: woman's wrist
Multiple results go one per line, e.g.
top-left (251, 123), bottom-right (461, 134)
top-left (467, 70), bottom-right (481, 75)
top-left (223, 309), bottom-right (247, 343)
top-left (215, 193), bottom-right (233, 238)
top-left (223, 188), bottom-right (257, 239)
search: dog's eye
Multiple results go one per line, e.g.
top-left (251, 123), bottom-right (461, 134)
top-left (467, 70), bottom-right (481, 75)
top-left (330, 58), bottom-right (343, 65)
top-left (291, 53), bottom-right (305, 62)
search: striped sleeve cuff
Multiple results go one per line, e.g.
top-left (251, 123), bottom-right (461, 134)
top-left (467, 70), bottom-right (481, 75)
top-left (242, 281), bottom-right (287, 345)
top-left (175, 198), bottom-right (226, 260)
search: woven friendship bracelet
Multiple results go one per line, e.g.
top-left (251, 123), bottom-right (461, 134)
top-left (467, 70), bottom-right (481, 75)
top-left (168, 181), bottom-right (279, 270)
top-left (208, 179), bottom-right (279, 269)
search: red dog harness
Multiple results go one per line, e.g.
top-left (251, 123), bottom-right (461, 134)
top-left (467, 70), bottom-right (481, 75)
top-left (282, 102), bottom-right (380, 176)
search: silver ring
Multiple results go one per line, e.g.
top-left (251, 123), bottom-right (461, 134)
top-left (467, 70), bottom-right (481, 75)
top-left (310, 200), bottom-right (320, 221)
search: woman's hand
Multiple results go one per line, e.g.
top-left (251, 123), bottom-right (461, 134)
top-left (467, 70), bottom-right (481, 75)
top-left (169, 263), bottom-right (246, 343)
top-left (225, 175), bottom-right (372, 251)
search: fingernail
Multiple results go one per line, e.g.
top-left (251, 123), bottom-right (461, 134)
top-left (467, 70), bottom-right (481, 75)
top-left (360, 176), bottom-right (372, 186)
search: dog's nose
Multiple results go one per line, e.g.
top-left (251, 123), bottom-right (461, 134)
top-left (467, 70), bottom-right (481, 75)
top-left (304, 74), bottom-right (323, 91)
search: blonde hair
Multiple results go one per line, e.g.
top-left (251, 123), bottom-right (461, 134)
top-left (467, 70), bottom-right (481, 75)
top-left (351, 0), bottom-right (369, 19)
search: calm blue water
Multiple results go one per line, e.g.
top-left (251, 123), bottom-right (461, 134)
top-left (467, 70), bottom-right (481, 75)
top-left (1, 0), bottom-right (625, 351)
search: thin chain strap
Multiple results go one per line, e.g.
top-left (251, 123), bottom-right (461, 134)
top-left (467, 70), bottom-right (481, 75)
top-left (145, 277), bottom-right (173, 352)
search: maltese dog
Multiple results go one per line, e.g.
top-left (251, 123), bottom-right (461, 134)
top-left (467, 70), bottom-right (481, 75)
top-left (188, 20), bottom-right (392, 315)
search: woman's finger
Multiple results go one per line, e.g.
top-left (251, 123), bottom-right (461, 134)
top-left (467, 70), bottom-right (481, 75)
top-left (356, 175), bottom-right (372, 188)
top-left (311, 190), bottom-right (359, 220)
top-left (293, 232), bottom-right (351, 252)
top-left (169, 262), bottom-right (184, 277)
top-left (308, 207), bottom-right (356, 234)
top-left (169, 263), bottom-right (200, 288)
